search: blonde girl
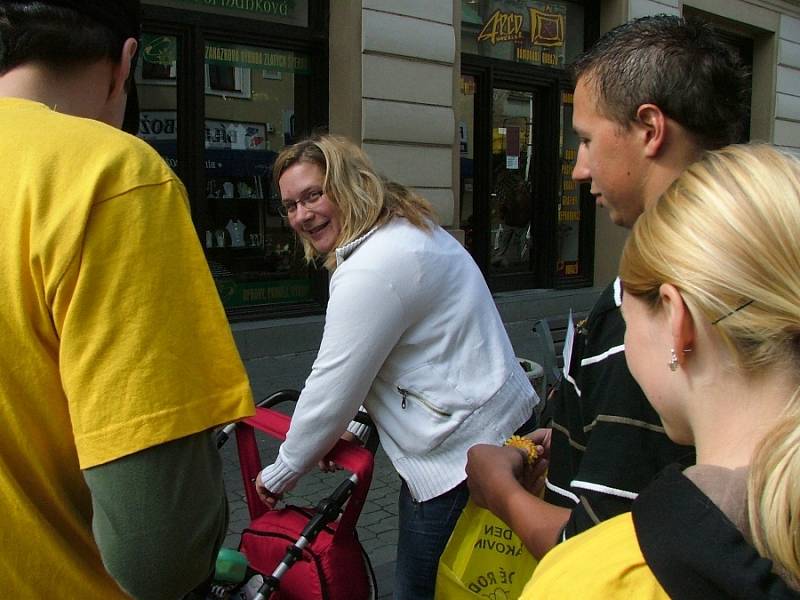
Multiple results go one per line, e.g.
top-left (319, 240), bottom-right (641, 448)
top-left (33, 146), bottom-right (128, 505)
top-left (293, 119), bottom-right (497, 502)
top-left (523, 144), bottom-right (800, 598)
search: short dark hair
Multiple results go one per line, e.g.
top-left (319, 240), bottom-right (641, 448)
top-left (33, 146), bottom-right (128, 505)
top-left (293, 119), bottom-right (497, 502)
top-left (0, 1), bottom-right (139, 74)
top-left (570, 15), bottom-right (749, 150)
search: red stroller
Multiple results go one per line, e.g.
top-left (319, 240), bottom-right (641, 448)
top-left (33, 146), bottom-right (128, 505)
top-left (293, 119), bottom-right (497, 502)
top-left (213, 391), bottom-right (378, 600)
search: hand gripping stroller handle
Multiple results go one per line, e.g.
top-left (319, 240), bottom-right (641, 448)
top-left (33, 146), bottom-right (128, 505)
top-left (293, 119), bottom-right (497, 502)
top-left (236, 406), bottom-right (374, 536)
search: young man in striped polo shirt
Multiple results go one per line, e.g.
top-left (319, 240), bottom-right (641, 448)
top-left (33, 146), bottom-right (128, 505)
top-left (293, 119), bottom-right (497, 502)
top-left (465, 15), bottom-right (749, 558)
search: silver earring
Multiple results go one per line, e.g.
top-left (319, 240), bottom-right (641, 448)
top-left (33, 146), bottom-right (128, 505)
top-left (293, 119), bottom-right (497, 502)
top-left (669, 348), bottom-right (679, 372)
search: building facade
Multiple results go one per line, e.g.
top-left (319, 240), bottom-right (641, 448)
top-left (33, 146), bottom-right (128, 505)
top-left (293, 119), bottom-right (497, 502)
top-left (137, 0), bottom-right (800, 395)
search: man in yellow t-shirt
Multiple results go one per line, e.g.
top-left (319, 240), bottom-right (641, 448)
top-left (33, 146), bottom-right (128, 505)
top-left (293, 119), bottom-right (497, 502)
top-left (0, 2), bottom-right (254, 597)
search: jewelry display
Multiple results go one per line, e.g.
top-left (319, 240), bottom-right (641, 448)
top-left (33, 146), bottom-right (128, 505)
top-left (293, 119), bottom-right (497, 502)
top-left (226, 218), bottom-right (246, 247)
top-left (203, 172), bottom-right (298, 275)
top-left (238, 181), bottom-right (253, 198)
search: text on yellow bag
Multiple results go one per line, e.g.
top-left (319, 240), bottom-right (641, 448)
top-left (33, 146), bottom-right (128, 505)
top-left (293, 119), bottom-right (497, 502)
top-left (435, 499), bottom-right (538, 599)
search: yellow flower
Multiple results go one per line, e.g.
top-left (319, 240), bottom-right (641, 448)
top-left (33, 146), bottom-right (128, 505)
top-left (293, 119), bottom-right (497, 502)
top-left (504, 435), bottom-right (538, 465)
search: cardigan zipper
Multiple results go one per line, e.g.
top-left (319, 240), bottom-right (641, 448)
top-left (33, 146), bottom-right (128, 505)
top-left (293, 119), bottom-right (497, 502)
top-left (396, 386), bottom-right (452, 417)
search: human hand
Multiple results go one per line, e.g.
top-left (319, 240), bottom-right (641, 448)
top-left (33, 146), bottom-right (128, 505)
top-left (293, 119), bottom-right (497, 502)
top-left (526, 428), bottom-right (552, 461)
top-left (317, 431), bottom-right (359, 472)
top-left (521, 450), bottom-right (549, 497)
top-left (507, 432), bottom-right (549, 496)
top-left (318, 458), bottom-right (340, 472)
top-left (466, 444), bottom-right (526, 509)
top-left (255, 471), bottom-right (282, 509)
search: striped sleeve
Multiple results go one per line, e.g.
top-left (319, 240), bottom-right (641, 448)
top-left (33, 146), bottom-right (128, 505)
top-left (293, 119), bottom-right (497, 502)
top-left (545, 280), bottom-right (694, 539)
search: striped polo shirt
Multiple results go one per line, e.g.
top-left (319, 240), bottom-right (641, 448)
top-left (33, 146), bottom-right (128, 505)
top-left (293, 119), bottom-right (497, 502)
top-left (544, 278), bottom-right (694, 540)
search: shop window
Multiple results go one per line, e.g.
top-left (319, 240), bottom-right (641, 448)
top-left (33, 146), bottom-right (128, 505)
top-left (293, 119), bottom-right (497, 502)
top-left (137, 0), bottom-right (328, 319)
top-left (205, 64), bottom-right (251, 98)
top-left (557, 90), bottom-right (582, 278)
top-left (136, 33), bottom-right (179, 171)
top-left (202, 41), bottom-right (313, 309)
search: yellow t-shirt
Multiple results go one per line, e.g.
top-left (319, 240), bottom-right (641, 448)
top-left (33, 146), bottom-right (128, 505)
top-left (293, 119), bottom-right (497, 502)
top-left (520, 512), bottom-right (669, 599)
top-left (0, 98), bottom-right (254, 598)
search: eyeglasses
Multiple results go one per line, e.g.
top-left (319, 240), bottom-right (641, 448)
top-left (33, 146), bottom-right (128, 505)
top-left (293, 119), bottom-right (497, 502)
top-left (277, 188), bottom-right (324, 218)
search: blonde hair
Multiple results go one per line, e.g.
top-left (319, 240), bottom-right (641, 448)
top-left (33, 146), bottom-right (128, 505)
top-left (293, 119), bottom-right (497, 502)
top-left (273, 134), bottom-right (435, 271)
top-left (620, 143), bottom-right (800, 585)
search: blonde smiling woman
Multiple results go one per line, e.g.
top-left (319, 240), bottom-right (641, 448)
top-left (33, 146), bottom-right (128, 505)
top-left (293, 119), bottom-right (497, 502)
top-left (256, 134), bottom-right (537, 600)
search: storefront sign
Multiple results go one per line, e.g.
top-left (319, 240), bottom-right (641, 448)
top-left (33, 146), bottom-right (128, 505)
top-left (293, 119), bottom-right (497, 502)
top-left (205, 119), bottom-right (267, 151)
top-left (142, 34), bottom-right (177, 67)
top-left (139, 110), bottom-right (267, 150)
top-left (475, 2), bottom-right (566, 68)
top-left (216, 279), bottom-right (312, 307)
top-left (559, 143), bottom-right (579, 215)
top-left (137, 113), bottom-right (266, 151)
top-left (477, 10), bottom-right (524, 44)
top-left (139, 110), bottom-right (178, 141)
top-left (558, 90), bottom-right (580, 277)
top-left (205, 42), bottom-right (310, 74)
top-left (144, 0), bottom-right (308, 27)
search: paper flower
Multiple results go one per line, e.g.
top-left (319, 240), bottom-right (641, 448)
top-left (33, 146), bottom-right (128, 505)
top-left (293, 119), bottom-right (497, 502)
top-left (505, 435), bottom-right (539, 465)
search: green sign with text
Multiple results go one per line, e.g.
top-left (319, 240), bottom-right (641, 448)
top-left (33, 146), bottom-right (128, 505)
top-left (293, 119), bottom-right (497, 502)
top-left (144, 0), bottom-right (307, 27)
top-left (205, 42), bottom-right (310, 74)
top-left (216, 278), bottom-right (312, 307)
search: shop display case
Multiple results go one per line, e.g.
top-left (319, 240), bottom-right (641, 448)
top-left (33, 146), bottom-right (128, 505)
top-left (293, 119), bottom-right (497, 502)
top-left (136, 27), bottom-right (322, 315)
top-left (201, 147), bottom-right (311, 306)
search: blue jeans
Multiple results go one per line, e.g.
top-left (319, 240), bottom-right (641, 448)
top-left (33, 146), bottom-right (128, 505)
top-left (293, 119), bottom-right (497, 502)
top-left (393, 480), bottom-right (469, 600)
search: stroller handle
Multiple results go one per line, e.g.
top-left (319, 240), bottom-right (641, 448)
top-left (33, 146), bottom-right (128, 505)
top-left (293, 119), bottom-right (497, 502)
top-left (216, 390), bottom-right (300, 449)
top-left (236, 407), bottom-right (375, 530)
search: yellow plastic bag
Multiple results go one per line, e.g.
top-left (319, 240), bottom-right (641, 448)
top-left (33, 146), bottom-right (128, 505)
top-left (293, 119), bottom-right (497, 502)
top-left (436, 499), bottom-right (538, 599)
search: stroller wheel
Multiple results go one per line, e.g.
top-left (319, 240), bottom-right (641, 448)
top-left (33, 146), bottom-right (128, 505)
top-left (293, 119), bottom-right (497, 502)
top-left (207, 582), bottom-right (237, 599)
top-left (361, 544), bottom-right (379, 600)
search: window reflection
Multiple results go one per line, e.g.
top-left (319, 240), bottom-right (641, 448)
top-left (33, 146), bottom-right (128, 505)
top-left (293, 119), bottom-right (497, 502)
top-left (135, 34), bottom-right (317, 310)
top-left (135, 33), bottom-right (179, 171)
top-left (203, 41), bottom-right (313, 309)
top-left (490, 88), bottom-right (534, 276)
top-left (557, 90), bottom-right (581, 278)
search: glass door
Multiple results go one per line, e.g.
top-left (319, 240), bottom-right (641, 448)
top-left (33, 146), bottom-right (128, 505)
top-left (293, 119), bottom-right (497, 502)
top-left (460, 0), bottom-right (598, 291)
top-left (459, 57), bottom-right (594, 291)
top-left (459, 62), bottom-right (556, 291)
top-left (489, 87), bottom-right (536, 278)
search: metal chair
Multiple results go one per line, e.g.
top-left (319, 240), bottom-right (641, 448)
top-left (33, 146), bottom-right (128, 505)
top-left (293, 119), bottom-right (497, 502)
top-left (533, 319), bottom-right (562, 405)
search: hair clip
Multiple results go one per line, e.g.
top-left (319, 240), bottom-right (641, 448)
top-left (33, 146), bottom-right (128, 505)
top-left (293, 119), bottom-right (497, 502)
top-left (711, 299), bottom-right (754, 325)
